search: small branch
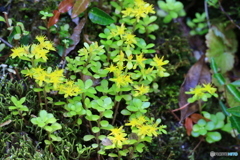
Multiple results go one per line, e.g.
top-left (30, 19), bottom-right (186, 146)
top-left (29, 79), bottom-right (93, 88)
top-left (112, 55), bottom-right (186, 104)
top-left (3, 12), bottom-right (10, 28)
top-left (172, 102), bottom-right (190, 112)
top-left (204, 0), bottom-right (211, 28)
top-left (112, 101), bottom-right (120, 125)
top-left (218, 1), bottom-right (240, 30)
top-left (0, 37), bottom-right (13, 48)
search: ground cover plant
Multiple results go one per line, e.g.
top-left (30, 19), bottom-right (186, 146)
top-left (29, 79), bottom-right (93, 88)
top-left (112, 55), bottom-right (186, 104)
top-left (0, 0), bottom-right (240, 159)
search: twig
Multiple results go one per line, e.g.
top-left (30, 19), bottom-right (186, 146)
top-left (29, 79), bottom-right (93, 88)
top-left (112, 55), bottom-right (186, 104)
top-left (172, 102), bottom-right (190, 112)
top-left (3, 12), bottom-right (10, 28)
top-left (218, 1), bottom-right (240, 30)
top-left (0, 37), bottom-right (13, 48)
top-left (204, 0), bottom-right (211, 28)
top-left (189, 137), bottom-right (204, 157)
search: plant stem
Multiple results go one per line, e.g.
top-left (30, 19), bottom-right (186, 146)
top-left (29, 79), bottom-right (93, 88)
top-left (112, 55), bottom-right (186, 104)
top-left (43, 87), bottom-right (48, 109)
top-left (172, 102), bottom-right (190, 112)
top-left (112, 100), bottom-right (121, 125)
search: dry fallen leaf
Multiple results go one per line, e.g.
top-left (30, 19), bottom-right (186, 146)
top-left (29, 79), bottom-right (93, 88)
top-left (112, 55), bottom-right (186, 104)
top-left (179, 54), bottom-right (211, 122)
top-left (63, 17), bottom-right (86, 57)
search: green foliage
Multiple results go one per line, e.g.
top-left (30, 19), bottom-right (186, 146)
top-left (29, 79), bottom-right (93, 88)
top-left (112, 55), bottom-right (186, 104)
top-left (191, 111), bottom-right (233, 143)
top-left (31, 110), bottom-right (62, 146)
top-left (157, 0), bottom-right (186, 23)
top-left (88, 7), bottom-right (115, 25)
top-left (206, 23), bottom-right (238, 73)
top-left (187, 12), bottom-right (208, 35)
top-left (185, 83), bottom-right (218, 103)
top-left (39, 10), bottom-right (53, 20)
top-left (6, 0), bottom-right (169, 159)
top-left (8, 96), bottom-right (29, 116)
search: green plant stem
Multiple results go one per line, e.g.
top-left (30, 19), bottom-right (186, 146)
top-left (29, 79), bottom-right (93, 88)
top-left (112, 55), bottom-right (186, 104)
top-left (204, 0), bottom-right (211, 28)
top-left (112, 98), bottom-right (121, 125)
top-left (96, 112), bottom-right (103, 160)
top-left (198, 100), bottom-right (202, 113)
top-left (81, 94), bottom-right (93, 131)
top-left (117, 148), bottom-right (121, 160)
top-left (43, 87), bottom-right (48, 109)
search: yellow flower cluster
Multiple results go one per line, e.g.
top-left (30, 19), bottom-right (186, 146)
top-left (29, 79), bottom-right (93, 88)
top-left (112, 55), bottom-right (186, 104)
top-left (23, 67), bottom-right (81, 98)
top-left (11, 36), bottom-right (55, 62)
top-left (121, 0), bottom-right (155, 21)
top-left (108, 126), bottom-right (127, 148)
top-left (150, 55), bottom-right (170, 77)
top-left (133, 85), bottom-right (149, 97)
top-left (186, 83), bottom-right (218, 103)
top-left (109, 24), bottom-right (137, 48)
top-left (125, 116), bottom-right (167, 138)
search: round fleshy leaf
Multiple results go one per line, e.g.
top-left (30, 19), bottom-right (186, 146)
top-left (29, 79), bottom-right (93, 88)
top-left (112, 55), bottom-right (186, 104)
top-left (214, 121), bottom-right (224, 129)
top-left (191, 131), bottom-right (200, 137)
top-left (202, 111), bottom-right (211, 119)
top-left (100, 120), bottom-right (109, 127)
top-left (207, 131), bottom-right (221, 142)
top-left (83, 135), bottom-right (95, 141)
top-left (197, 119), bottom-right (206, 126)
top-left (216, 112), bottom-right (225, 121)
top-left (92, 127), bottom-right (100, 133)
top-left (205, 121), bottom-right (215, 131)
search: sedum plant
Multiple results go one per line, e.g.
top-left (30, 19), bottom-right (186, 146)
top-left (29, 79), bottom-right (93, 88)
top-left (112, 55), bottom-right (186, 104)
top-left (157, 0), bottom-right (186, 23)
top-left (191, 111), bottom-right (234, 143)
top-left (185, 83), bottom-right (218, 103)
top-left (187, 12), bottom-right (208, 35)
top-left (8, 96), bottom-right (29, 116)
top-left (31, 110), bottom-right (62, 148)
top-left (9, 0), bottom-right (168, 159)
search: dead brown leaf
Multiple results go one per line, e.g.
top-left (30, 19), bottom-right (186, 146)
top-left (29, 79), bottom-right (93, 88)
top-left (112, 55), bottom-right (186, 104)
top-left (179, 54), bottom-right (211, 122)
top-left (63, 17), bottom-right (86, 57)
top-left (71, 0), bottom-right (90, 19)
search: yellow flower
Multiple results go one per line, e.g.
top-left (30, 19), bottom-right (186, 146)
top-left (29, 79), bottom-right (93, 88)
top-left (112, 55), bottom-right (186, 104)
top-left (202, 83), bottom-right (217, 95)
top-left (126, 117), bottom-right (142, 127)
top-left (36, 35), bottom-right (46, 43)
top-left (108, 126), bottom-right (127, 148)
top-left (121, 0), bottom-right (155, 21)
top-left (58, 80), bottom-right (81, 98)
top-left (36, 35), bottom-right (55, 51)
top-left (121, 8), bottom-right (133, 17)
top-left (151, 55), bottom-right (169, 70)
top-left (109, 126), bottom-right (125, 136)
top-left (114, 23), bottom-right (126, 38)
top-left (138, 115), bottom-right (148, 124)
top-left (186, 85), bottom-right (204, 97)
top-left (47, 69), bottom-right (64, 89)
top-left (105, 63), bottom-right (117, 73)
top-left (110, 74), bottom-right (132, 88)
top-left (108, 133), bottom-right (127, 148)
top-left (123, 33), bottom-right (137, 48)
top-left (134, 53), bottom-right (146, 68)
top-left (133, 85), bottom-right (149, 97)
top-left (10, 45), bottom-right (30, 58)
top-left (137, 124), bottom-right (150, 137)
top-left (31, 44), bottom-right (49, 61)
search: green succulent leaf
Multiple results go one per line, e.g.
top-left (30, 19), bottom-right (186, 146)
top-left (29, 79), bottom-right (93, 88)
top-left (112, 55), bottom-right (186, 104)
top-left (83, 135), bottom-right (95, 141)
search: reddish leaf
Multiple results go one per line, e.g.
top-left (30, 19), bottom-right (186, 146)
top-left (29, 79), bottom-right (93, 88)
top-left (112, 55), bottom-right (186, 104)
top-left (48, 10), bottom-right (61, 28)
top-left (71, 0), bottom-right (90, 18)
top-left (58, 0), bottom-right (74, 13)
top-left (185, 117), bottom-right (193, 136)
top-left (179, 54), bottom-right (211, 122)
top-left (190, 113), bottom-right (205, 123)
